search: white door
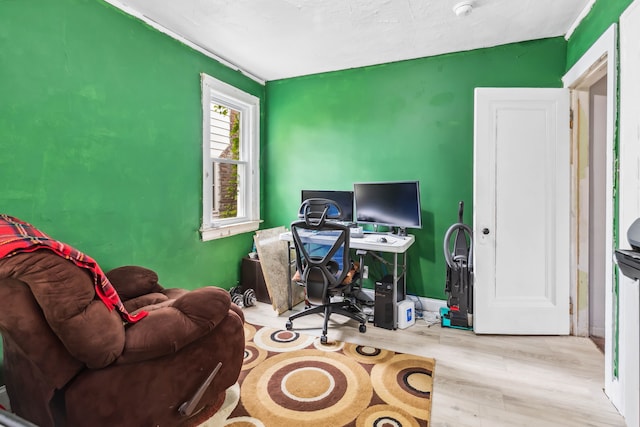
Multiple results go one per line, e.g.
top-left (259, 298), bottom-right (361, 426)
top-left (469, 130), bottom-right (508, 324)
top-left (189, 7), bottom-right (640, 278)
top-left (474, 88), bottom-right (570, 334)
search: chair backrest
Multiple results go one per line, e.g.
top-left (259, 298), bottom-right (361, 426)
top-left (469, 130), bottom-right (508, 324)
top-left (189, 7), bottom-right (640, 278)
top-left (291, 198), bottom-right (351, 304)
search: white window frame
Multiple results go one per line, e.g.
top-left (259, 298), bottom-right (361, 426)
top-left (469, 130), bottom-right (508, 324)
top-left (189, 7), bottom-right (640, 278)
top-left (200, 73), bottom-right (261, 241)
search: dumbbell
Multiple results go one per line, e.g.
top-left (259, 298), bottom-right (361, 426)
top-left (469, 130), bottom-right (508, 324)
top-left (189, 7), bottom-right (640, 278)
top-left (229, 287), bottom-right (256, 308)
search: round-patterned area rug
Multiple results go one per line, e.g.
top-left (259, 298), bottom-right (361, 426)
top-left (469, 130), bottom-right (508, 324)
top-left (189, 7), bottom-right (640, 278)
top-left (200, 323), bottom-right (435, 427)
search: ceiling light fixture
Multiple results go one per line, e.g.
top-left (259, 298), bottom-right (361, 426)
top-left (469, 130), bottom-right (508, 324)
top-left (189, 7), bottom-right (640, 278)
top-left (453, 1), bottom-right (474, 17)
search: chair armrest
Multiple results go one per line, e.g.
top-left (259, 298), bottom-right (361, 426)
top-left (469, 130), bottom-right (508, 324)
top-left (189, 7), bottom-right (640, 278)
top-left (105, 266), bottom-right (164, 300)
top-left (116, 287), bottom-right (233, 364)
top-left (123, 292), bottom-right (169, 313)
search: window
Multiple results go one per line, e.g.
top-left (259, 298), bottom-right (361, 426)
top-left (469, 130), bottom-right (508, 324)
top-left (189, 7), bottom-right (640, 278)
top-left (200, 73), bottom-right (260, 240)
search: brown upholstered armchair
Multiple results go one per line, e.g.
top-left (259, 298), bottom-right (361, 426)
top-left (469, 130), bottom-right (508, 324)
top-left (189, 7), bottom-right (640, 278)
top-left (0, 254), bottom-right (245, 427)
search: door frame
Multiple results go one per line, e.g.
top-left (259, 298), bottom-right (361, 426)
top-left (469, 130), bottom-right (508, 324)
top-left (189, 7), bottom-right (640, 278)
top-left (562, 24), bottom-right (619, 410)
top-left (617, 2), bottom-right (640, 423)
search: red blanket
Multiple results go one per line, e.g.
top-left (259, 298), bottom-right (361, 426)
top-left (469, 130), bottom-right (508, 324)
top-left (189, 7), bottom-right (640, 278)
top-left (0, 214), bottom-right (147, 323)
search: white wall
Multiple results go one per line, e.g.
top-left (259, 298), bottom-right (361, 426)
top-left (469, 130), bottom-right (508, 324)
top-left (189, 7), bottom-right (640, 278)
top-left (618, 1), bottom-right (640, 425)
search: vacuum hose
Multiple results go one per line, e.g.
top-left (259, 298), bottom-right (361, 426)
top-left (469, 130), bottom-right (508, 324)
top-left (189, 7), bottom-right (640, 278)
top-left (443, 201), bottom-right (473, 271)
top-left (443, 222), bottom-right (473, 271)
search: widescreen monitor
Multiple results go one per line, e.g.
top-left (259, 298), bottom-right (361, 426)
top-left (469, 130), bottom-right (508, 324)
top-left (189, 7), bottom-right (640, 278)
top-left (300, 190), bottom-right (354, 222)
top-left (354, 181), bottom-right (422, 233)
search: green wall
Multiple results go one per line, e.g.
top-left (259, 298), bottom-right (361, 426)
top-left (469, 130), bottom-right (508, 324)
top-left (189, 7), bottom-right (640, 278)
top-left (0, 0), bottom-right (629, 300)
top-left (264, 38), bottom-right (567, 299)
top-left (566, 0), bottom-right (634, 70)
top-left (0, 0), bottom-right (265, 289)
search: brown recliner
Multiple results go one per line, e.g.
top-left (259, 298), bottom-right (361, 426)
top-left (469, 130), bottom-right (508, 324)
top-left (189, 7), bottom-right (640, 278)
top-left (0, 252), bottom-right (245, 427)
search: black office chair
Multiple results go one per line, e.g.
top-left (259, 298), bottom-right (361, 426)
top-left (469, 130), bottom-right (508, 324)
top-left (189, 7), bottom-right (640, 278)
top-left (285, 198), bottom-right (367, 344)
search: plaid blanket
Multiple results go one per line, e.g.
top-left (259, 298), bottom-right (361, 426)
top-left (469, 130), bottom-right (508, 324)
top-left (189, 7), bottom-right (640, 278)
top-left (0, 214), bottom-right (147, 323)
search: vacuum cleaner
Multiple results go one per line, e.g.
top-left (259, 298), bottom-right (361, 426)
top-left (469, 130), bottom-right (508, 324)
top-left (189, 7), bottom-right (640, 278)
top-left (440, 201), bottom-right (474, 330)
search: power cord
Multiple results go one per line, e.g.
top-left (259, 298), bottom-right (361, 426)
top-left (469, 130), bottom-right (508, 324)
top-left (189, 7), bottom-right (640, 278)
top-left (407, 294), bottom-right (424, 319)
top-left (406, 294), bottom-right (440, 327)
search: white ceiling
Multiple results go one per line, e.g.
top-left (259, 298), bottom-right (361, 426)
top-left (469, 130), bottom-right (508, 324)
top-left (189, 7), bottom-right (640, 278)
top-left (109, 0), bottom-right (593, 82)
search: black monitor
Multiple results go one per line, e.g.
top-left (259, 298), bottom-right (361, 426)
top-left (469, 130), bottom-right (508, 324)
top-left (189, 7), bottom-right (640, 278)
top-left (354, 181), bottom-right (422, 234)
top-left (301, 190), bottom-right (354, 222)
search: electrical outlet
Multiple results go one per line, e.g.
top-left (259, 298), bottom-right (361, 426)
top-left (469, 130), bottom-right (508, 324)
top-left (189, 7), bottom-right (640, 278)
top-left (362, 265), bottom-right (369, 279)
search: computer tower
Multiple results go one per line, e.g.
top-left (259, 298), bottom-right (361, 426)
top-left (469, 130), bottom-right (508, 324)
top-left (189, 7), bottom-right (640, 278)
top-left (374, 280), bottom-right (394, 330)
top-left (374, 274), bottom-right (406, 330)
top-left (378, 274), bottom-right (405, 302)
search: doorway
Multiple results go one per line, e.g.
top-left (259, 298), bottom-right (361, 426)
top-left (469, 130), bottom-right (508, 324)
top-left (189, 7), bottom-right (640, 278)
top-left (588, 76), bottom-right (607, 351)
top-left (563, 24), bottom-right (619, 408)
top-left (571, 72), bottom-right (608, 350)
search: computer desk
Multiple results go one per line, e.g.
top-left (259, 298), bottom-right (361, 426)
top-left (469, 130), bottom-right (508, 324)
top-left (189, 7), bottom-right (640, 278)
top-left (279, 230), bottom-right (415, 329)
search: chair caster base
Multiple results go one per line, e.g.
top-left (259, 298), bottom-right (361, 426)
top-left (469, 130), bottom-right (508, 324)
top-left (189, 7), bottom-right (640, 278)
top-left (320, 335), bottom-right (328, 344)
top-left (359, 323), bottom-right (367, 333)
top-left (285, 320), bottom-right (293, 330)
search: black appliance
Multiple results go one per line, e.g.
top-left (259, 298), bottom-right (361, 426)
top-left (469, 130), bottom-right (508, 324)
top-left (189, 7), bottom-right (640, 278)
top-left (373, 274), bottom-right (404, 330)
top-left (615, 218), bottom-right (640, 280)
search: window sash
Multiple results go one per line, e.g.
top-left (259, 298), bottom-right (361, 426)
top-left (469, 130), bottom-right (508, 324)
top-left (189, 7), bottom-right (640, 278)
top-left (200, 73), bottom-right (260, 239)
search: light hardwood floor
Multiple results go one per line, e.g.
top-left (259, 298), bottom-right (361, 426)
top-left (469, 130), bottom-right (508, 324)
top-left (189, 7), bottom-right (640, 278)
top-left (243, 301), bottom-right (627, 427)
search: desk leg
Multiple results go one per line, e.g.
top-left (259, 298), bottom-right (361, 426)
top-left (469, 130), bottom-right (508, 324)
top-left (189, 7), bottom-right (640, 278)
top-left (391, 251), bottom-right (409, 329)
top-left (287, 242), bottom-right (293, 311)
top-left (364, 247), bottom-right (410, 330)
top-left (402, 251), bottom-right (408, 300)
top-left (393, 253), bottom-right (398, 329)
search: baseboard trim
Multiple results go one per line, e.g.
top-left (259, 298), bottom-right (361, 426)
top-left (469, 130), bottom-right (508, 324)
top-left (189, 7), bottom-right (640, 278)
top-left (360, 289), bottom-right (446, 314)
top-left (407, 295), bottom-right (447, 314)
